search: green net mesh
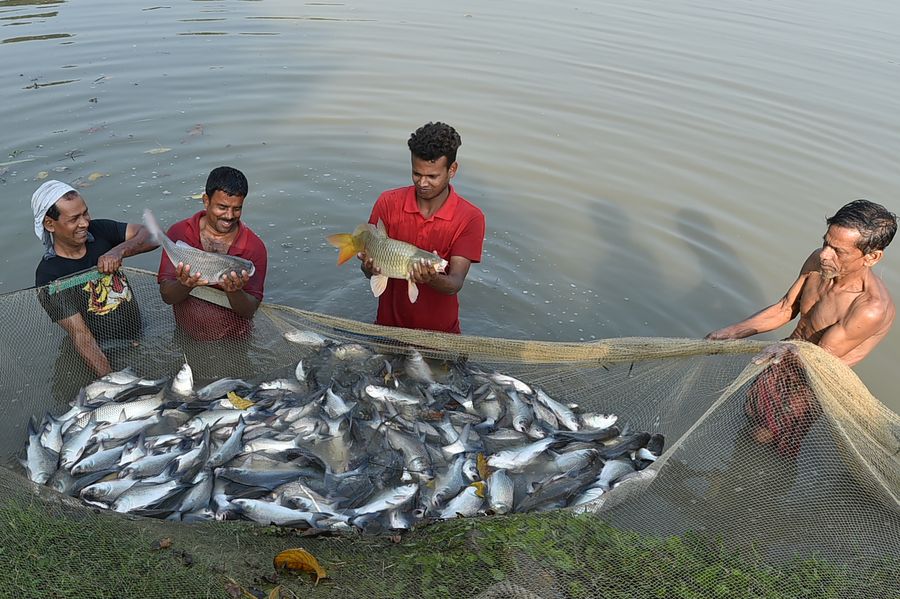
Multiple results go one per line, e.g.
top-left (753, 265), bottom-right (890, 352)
top-left (1, 267), bottom-right (897, 599)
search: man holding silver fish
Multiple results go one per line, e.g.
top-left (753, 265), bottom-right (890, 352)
top-left (157, 166), bottom-right (268, 341)
top-left (359, 122), bottom-right (485, 333)
top-left (31, 180), bottom-right (159, 377)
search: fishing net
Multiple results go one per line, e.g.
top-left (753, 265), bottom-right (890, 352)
top-left (0, 267), bottom-right (897, 599)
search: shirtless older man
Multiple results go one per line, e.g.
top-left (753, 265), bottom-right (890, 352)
top-left (705, 199), bottom-right (896, 455)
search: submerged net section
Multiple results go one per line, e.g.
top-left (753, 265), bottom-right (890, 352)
top-left (0, 267), bottom-right (897, 599)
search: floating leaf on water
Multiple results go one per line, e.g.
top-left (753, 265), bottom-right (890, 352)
top-left (273, 548), bottom-right (327, 584)
top-left (190, 193), bottom-right (203, 200)
top-left (186, 124), bottom-right (204, 136)
top-left (36, 171), bottom-right (49, 180)
top-left (87, 172), bottom-right (106, 181)
top-left (227, 391), bottom-right (254, 410)
top-left (144, 147), bottom-right (172, 154)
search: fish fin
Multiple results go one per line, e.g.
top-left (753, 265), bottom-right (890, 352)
top-left (370, 275), bottom-right (389, 297)
top-left (326, 233), bottom-right (358, 265)
top-left (375, 219), bottom-right (388, 237)
top-left (407, 280), bottom-right (419, 304)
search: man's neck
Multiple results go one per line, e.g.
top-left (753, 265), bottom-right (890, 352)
top-left (418, 187), bottom-right (451, 219)
top-left (53, 241), bottom-right (87, 259)
top-left (829, 267), bottom-right (870, 293)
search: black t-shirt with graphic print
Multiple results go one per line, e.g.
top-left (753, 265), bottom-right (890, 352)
top-left (35, 219), bottom-right (141, 341)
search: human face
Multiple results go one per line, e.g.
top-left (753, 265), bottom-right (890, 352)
top-left (45, 195), bottom-right (90, 248)
top-left (818, 225), bottom-right (870, 280)
top-left (411, 155), bottom-right (457, 203)
top-left (203, 189), bottom-right (245, 235)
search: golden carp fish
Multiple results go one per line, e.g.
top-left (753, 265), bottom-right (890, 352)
top-left (326, 220), bottom-right (448, 304)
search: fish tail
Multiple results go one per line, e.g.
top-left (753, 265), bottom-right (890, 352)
top-left (142, 209), bottom-right (163, 243)
top-left (326, 233), bottom-right (360, 265)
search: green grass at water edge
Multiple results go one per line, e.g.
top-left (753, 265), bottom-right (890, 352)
top-left (349, 511), bottom-right (900, 599)
top-left (0, 498), bottom-right (223, 598)
top-left (1, 499), bottom-right (897, 599)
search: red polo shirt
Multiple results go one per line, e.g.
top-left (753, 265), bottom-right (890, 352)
top-left (157, 210), bottom-right (268, 341)
top-left (368, 185), bottom-right (484, 333)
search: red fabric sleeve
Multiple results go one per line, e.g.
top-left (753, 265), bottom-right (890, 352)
top-left (239, 232), bottom-right (267, 301)
top-left (450, 210), bottom-right (485, 263)
top-left (368, 193), bottom-right (388, 226)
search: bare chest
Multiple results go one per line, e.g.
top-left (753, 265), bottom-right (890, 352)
top-left (798, 277), bottom-right (860, 330)
top-left (200, 233), bottom-right (232, 254)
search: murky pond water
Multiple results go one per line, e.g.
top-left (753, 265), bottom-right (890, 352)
top-left (2, 0), bottom-right (899, 413)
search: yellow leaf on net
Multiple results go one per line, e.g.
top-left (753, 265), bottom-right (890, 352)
top-left (227, 391), bottom-right (254, 410)
top-left (476, 452), bottom-right (491, 480)
top-left (267, 585), bottom-right (283, 599)
top-left (144, 147), bottom-right (172, 154)
top-left (36, 171), bottom-right (49, 180)
top-left (87, 172), bottom-right (106, 181)
top-left (273, 548), bottom-right (327, 584)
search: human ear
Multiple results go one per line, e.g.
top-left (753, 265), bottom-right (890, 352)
top-left (864, 250), bottom-right (883, 267)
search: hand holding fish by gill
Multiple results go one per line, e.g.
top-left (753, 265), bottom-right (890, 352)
top-left (327, 220), bottom-right (448, 304)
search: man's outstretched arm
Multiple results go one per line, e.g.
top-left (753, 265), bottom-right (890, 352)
top-left (97, 223), bottom-right (159, 274)
top-left (705, 251), bottom-right (818, 340)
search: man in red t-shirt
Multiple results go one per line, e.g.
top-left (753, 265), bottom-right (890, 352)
top-left (359, 122), bottom-right (485, 333)
top-left (156, 166), bottom-right (268, 341)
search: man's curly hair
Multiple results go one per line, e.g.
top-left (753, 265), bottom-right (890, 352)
top-left (408, 122), bottom-right (462, 165)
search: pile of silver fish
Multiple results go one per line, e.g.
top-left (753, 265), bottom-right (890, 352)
top-left (21, 329), bottom-right (664, 532)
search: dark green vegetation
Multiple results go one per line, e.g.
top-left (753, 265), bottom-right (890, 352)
top-left (1, 500), bottom-right (896, 599)
top-left (0, 499), bottom-right (222, 598)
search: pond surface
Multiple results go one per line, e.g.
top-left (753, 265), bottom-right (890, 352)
top-left (2, 0), bottom-right (899, 414)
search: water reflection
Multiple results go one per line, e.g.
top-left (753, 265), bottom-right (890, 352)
top-left (675, 208), bottom-right (766, 335)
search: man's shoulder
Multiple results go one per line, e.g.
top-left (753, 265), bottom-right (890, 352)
top-left (453, 193), bottom-right (484, 221)
top-left (856, 272), bottom-right (895, 319)
top-left (35, 258), bottom-right (58, 286)
top-left (238, 223), bottom-right (268, 254)
top-left (378, 186), bottom-right (413, 204)
top-left (89, 218), bottom-right (127, 240)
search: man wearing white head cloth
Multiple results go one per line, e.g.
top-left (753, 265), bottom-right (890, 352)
top-left (33, 180), bottom-right (158, 377)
